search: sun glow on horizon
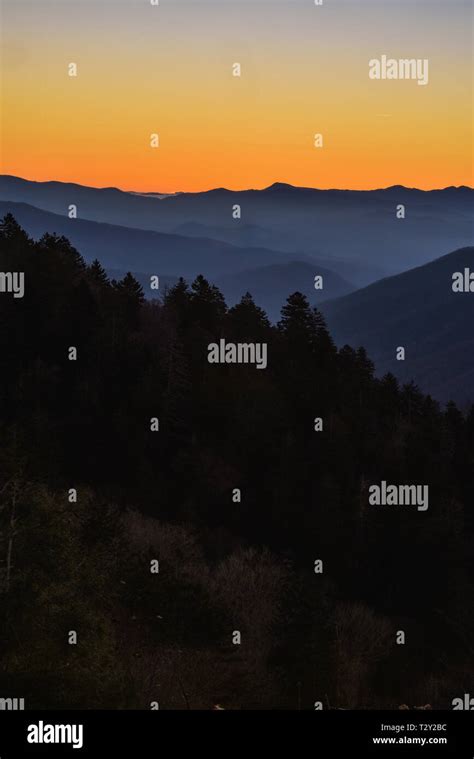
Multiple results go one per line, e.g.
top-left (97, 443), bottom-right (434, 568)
top-left (1, 0), bottom-right (472, 193)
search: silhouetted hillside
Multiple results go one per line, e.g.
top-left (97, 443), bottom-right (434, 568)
top-left (322, 248), bottom-right (474, 405)
top-left (1, 214), bottom-right (473, 710)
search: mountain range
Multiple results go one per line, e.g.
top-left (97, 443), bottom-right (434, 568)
top-left (1, 175), bottom-right (472, 283)
top-left (0, 199), bottom-right (357, 306)
top-left (1, 175), bottom-right (472, 404)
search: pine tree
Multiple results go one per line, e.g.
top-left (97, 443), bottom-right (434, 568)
top-left (164, 277), bottom-right (191, 329)
top-left (227, 292), bottom-right (270, 339)
top-left (312, 306), bottom-right (336, 359)
top-left (278, 291), bottom-right (314, 338)
top-left (115, 272), bottom-right (144, 303)
top-left (114, 272), bottom-right (145, 329)
top-left (278, 293), bottom-right (335, 360)
top-left (0, 213), bottom-right (31, 246)
top-left (88, 259), bottom-right (109, 288)
top-left (38, 232), bottom-right (86, 271)
top-left (165, 277), bottom-right (190, 310)
top-left (190, 274), bottom-right (227, 331)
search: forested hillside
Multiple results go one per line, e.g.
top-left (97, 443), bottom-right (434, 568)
top-left (1, 214), bottom-right (473, 709)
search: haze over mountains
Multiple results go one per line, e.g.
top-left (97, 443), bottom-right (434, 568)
top-left (322, 247), bottom-right (474, 406)
top-left (1, 175), bottom-right (472, 282)
top-left (0, 200), bottom-right (293, 279)
top-left (0, 199), bottom-right (357, 308)
top-left (1, 174), bottom-right (473, 404)
top-left (217, 262), bottom-right (352, 321)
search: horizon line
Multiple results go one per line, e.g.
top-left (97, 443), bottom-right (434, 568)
top-left (1, 174), bottom-right (473, 196)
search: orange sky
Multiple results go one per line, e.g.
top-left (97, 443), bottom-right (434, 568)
top-left (1, 0), bottom-right (472, 192)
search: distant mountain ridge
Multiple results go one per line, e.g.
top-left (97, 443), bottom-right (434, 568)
top-left (104, 261), bottom-right (354, 318)
top-left (3, 175), bottom-right (470, 195)
top-left (217, 261), bottom-right (353, 322)
top-left (1, 175), bottom-right (472, 286)
top-left (0, 201), bottom-right (354, 312)
top-left (0, 200), bottom-right (295, 278)
top-left (0, 201), bottom-right (355, 309)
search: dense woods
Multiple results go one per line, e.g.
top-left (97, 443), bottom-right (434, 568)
top-left (0, 214), bottom-right (473, 709)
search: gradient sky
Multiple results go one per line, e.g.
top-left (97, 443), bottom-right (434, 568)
top-left (1, 0), bottom-right (472, 192)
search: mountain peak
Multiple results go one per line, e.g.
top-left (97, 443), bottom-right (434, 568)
top-left (264, 182), bottom-right (297, 192)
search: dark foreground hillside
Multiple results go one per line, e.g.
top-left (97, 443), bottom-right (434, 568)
top-left (0, 215), bottom-right (473, 709)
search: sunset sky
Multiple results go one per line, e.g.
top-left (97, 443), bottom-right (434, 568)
top-left (1, 0), bottom-right (472, 192)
